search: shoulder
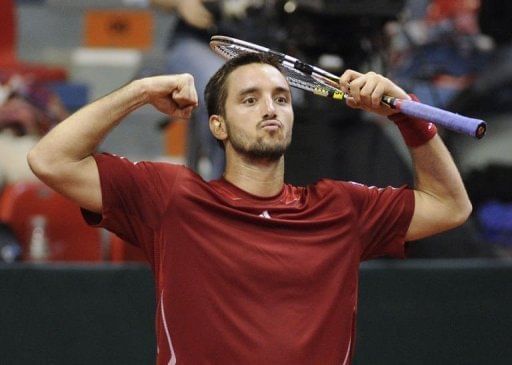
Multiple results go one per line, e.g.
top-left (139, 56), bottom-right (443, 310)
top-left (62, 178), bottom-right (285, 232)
top-left (306, 178), bottom-right (354, 195)
top-left (94, 153), bottom-right (189, 174)
top-left (93, 153), bottom-right (203, 189)
top-left (308, 178), bottom-right (411, 205)
top-left (299, 179), bottom-right (353, 206)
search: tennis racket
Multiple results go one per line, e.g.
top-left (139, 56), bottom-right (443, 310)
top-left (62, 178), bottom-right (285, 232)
top-left (209, 35), bottom-right (486, 139)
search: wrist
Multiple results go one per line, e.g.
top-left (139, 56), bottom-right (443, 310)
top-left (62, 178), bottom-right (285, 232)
top-left (125, 79), bottom-right (150, 109)
top-left (388, 94), bottom-right (437, 148)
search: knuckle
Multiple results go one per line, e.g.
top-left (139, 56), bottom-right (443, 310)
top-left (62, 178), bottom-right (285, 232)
top-left (182, 73), bottom-right (194, 82)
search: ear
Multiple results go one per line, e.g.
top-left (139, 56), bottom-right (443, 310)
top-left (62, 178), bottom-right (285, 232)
top-left (209, 115), bottom-right (227, 141)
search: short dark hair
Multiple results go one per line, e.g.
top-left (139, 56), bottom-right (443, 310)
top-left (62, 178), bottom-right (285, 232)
top-left (204, 52), bottom-right (285, 118)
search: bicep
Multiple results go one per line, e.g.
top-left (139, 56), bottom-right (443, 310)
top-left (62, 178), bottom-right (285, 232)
top-left (45, 156), bottom-right (103, 214)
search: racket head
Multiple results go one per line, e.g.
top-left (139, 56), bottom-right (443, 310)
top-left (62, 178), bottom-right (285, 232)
top-left (210, 35), bottom-right (346, 100)
top-left (210, 35), bottom-right (487, 139)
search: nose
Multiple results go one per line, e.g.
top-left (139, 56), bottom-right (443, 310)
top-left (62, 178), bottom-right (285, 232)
top-left (261, 96), bottom-right (277, 119)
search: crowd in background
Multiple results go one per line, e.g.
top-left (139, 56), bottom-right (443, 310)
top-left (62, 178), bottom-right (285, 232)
top-left (1, 0), bottom-right (511, 261)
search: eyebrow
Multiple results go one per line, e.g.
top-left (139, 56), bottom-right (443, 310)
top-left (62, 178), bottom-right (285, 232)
top-left (237, 86), bottom-right (291, 97)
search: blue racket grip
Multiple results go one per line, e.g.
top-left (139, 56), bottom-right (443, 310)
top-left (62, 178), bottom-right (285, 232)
top-left (395, 99), bottom-right (486, 139)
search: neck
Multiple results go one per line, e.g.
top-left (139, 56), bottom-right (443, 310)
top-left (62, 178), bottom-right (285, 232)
top-left (223, 150), bottom-right (285, 197)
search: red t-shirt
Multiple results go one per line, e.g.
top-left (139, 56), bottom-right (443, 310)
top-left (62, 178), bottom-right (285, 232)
top-left (84, 153), bottom-right (414, 365)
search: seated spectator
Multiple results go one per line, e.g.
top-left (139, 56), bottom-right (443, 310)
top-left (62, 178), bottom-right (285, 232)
top-left (0, 74), bottom-right (68, 188)
top-left (385, 0), bottom-right (493, 109)
top-left (0, 74), bottom-right (68, 262)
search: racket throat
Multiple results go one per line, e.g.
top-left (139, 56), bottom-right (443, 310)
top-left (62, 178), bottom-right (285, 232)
top-left (312, 87), bottom-right (346, 100)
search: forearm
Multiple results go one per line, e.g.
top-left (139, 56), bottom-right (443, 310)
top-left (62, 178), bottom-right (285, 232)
top-left (28, 80), bottom-right (147, 172)
top-left (407, 135), bottom-right (472, 239)
top-left (412, 135), bottom-right (469, 204)
top-left (387, 95), bottom-right (471, 239)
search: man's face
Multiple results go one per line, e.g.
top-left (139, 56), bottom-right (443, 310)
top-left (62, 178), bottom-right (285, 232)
top-left (221, 63), bottom-right (294, 161)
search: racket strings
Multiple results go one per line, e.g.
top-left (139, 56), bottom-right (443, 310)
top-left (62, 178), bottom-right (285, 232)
top-left (285, 67), bottom-right (343, 98)
top-left (214, 45), bottom-right (250, 60)
top-left (213, 43), bottom-right (342, 97)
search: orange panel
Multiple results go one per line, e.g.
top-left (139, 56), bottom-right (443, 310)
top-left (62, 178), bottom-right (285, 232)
top-left (164, 119), bottom-right (188, 157)
top-left (84, 10), bottom-right (153, 49)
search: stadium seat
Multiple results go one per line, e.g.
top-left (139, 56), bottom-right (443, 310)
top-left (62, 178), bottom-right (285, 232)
top-left (0, 182), bottom-right (104, 261)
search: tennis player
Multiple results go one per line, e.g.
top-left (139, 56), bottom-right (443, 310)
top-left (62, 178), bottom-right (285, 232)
top-left (27, 53), bottom-right (471, 364)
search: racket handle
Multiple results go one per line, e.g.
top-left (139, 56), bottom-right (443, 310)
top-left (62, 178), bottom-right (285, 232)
top-left (383, 97), bottom-right (487, 139)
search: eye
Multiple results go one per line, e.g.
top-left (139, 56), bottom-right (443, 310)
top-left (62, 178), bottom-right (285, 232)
top-left (243, 97), bottom-right (257, 105)
top-left (275, 95), bottom-right (289, 104)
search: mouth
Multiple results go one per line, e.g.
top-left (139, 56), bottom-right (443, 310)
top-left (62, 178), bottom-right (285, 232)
top-left (259, 120), bottom-right (283, 131)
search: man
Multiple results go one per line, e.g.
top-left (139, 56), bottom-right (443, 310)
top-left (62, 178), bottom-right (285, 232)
top-left (141, 0), bottom-right (272, 179)
top-left (27, 53), bottom-right (471, 364)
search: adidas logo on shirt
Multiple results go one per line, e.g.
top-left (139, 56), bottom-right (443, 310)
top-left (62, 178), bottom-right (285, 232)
top-left (259, 210), bottom-right (271, 219)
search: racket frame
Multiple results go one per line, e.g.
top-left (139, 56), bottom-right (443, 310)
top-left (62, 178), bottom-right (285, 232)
top-left (210, 35), bottom-right (347, 100)
top-left (209, 35), bottom-right (486, 139)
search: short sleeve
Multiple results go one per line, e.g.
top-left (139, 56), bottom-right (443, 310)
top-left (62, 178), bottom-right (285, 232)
top-left (82, 153), bottom-right (183, 254)
top-left (340, 181), bottom-right (415, 260)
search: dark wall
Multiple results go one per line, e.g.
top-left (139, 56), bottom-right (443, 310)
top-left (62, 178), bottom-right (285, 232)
top-left (355, 260), bottom-right (512, 365)
top-left (0, 264), bottom-right (156, 365)
top-left (1, 260), bottom-right (511, 364)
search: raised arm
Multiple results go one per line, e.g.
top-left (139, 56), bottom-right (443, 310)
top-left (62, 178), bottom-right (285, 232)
top-left (339, 70), bottom-right (472, 241)
top-left (27, 74), bottom-right (198, 213)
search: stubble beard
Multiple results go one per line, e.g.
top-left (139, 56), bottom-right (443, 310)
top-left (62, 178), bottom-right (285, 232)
top-left (225, 122), bottom-right (292, 162)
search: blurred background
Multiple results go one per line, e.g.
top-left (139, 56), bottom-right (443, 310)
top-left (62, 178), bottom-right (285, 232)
top-left (1, 0), bottom-right (512, 364)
